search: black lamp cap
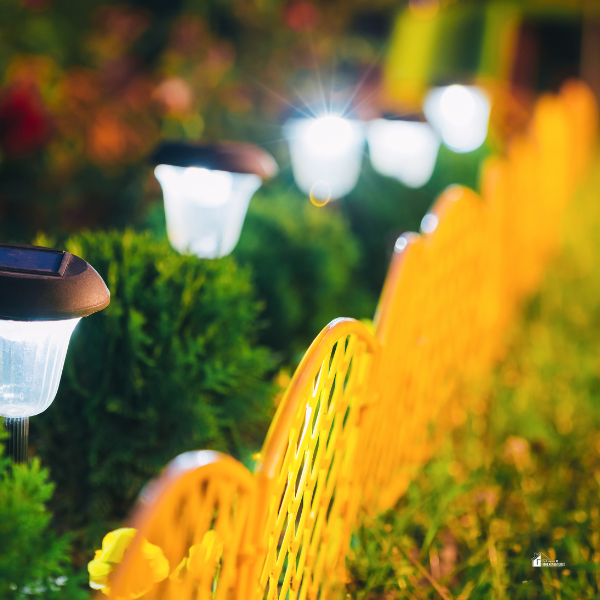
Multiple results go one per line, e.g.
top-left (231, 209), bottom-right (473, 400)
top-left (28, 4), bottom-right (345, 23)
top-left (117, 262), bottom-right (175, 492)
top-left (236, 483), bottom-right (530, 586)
top-left (150, 141), bottom-right (278, 178)
top-left (0, 243), bottom-right (110, 321)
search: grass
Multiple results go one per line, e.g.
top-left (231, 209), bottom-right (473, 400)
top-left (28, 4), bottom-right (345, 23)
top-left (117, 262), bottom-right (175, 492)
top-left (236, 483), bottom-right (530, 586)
top-left (344, 160), bottom-right (600, 599)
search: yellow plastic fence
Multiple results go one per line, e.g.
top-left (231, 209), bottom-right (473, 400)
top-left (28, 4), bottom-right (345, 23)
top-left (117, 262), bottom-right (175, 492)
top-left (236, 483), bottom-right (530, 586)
top-left (105, 80), bottom-right (597, 600)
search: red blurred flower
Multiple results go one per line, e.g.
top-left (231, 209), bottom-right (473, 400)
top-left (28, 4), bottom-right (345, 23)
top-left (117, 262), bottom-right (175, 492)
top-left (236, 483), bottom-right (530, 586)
top-left (169, 16), bottom-right (207, 55)
top-left (95, 5), bottom-right (150, 43)
top-left (86, 109), bottom-right (143, 165)
top-left (20, 0), bottom-right (50, 11)
top-left (152, 78), bottom-right (193, 115)
top-left (0, 83), bottom-right (52, 158)
top-left (205, 42), bottom-right (236, 79)
top-left (285, 2), bottom-right (318, 32)
top-left (219, 83), bottom-right (254, 114)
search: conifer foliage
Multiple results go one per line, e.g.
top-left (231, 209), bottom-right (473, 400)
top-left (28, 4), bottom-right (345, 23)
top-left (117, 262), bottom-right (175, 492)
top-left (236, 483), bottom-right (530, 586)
top-left (30, 231), bottom-right (274, 540)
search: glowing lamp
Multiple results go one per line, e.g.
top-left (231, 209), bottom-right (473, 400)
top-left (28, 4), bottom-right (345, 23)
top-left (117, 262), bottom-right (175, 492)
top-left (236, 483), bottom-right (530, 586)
top-left (283, 116), bottom-right (365, 201)
top-left (152, 142), bottom-right (278, 258)
top-left (0, 243), bottom-right (110, 463)
top-left (367, 118), bottom-right (440, 188)
top-left (423, 85), bottom-right (490, 153)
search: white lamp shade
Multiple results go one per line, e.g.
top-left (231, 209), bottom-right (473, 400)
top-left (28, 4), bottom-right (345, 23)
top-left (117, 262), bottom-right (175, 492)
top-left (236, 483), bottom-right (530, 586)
top-left (283, 116), bottom-right (365, 201)
top-left (0, 318), bottom-right (80, 418)
top-left (367, 119), bottom-right (440, 188)
top-left (155, 165), bottom-right (262, 259)
top-left (423, 85), bottom-right (490, 153)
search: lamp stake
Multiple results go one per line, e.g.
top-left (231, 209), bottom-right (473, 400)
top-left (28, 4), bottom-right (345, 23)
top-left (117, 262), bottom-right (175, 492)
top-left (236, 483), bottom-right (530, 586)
top-left (4, 417), bottom-right (28, 464)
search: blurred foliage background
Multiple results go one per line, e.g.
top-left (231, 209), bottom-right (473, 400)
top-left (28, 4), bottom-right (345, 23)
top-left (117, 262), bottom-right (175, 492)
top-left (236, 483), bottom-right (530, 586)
top-left (0, 0), bottom-right (485, 286)
top-left (0, 0), bottom-right (390, 238)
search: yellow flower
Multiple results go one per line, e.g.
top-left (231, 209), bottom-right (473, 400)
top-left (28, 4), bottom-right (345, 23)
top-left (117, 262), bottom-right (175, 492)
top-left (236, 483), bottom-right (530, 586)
top-left (169, 530), bottom-right (224, 584)
top-left (89, 528), bottom-right (136, 594)
top-left (88, 527), bottom-right (169, 598)
top-left (188, 530), bottom-right (224, 577)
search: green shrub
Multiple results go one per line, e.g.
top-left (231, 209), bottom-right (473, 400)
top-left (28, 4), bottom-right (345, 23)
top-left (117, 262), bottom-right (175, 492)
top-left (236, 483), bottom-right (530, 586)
top-left (233, 184), bottom-right (376, 361)
top-left (0, 449), bottom-right (86, 600)
top-left (30, 230), bottom-right (275, 545)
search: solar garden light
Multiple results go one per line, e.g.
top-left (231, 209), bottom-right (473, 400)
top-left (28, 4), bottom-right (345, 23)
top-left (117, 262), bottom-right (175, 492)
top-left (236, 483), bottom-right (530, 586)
top-left (367, 114), bottom-right (441, 188)
top-left (423, 84), bottom-right (491, 153)
top-left (152, 142), bottom-right (278, 259)
top-left (0, 243), bottom-right (110, 464)
top-left (283, 115), bottom-right (365, 203)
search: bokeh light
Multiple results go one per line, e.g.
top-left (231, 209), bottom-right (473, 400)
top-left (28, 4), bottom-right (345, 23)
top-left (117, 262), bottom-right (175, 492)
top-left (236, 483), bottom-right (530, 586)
top-left (284, 116), bottom-right (365, 201)
top-left (424, 85), bottom-right (490, 153)
top-left (420, 212), bottom-right (438, 233)
top-left (309, 181), bottom-right (331, 206)
top-left (305, 116), bottom-right (355, 158)
top-left (367, 119), bottom-right (440, 188)
top-left (154, 164), bottom-right (262, 258)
